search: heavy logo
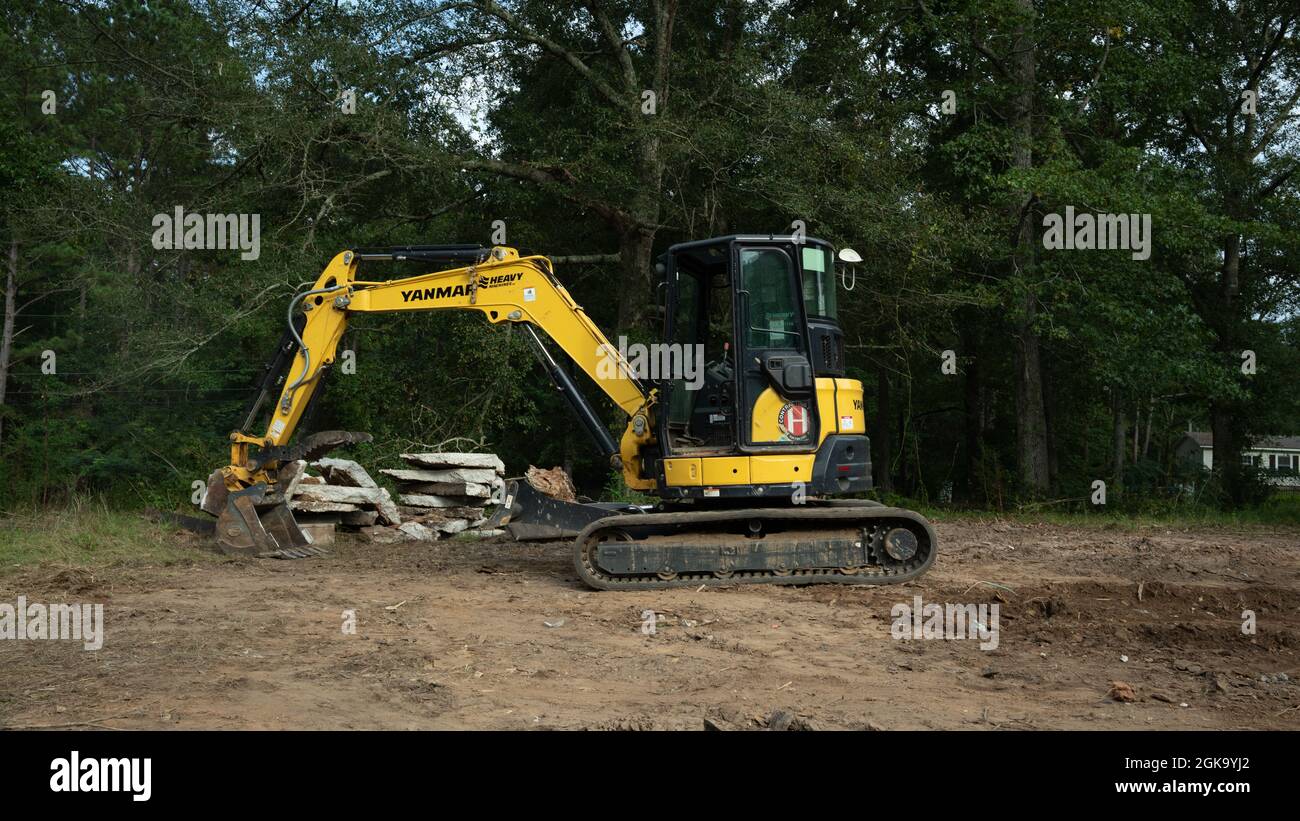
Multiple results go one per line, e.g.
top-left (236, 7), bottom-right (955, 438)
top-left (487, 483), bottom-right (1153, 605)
top-left (400, 272), bottom-right (523, 302)
top-left (778, 402), bottom-right (810, 439)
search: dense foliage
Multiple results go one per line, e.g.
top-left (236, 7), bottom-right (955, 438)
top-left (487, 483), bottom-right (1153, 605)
top-left (1, 0), bottom-right (1296, 511)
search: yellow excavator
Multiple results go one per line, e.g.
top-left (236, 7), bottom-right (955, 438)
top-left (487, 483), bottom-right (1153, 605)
top-left (198, 236), bottom-right (936, 589)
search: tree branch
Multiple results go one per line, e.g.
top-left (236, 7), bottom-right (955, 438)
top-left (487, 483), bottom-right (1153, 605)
top-left (550, 253), bottom-right (621, 264)
top-left (585, 0), bottom-right (638, 92)
top-left (1259, 162), bottom-right (1298, 199)
top-left (1244, 12), bottom-right (1295, 95)
top-left (970, 34), bottom-right (1012, 80)
top-left (651, 0), bottom-right (678, 98)
top-left (1182, 109), bottom-right (1216, 155)
top-left (1251, 81), bottom-right (1300, 159)
top-left (458, 156), bottom-right (637, 229)
top-left (475, 0), bottom-right (631, 112)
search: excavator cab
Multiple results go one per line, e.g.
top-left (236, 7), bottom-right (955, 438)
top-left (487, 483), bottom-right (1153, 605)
top-left (650, 235), bottom-right (867, 499)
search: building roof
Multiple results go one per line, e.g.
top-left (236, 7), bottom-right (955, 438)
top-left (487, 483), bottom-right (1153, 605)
top-left (1183, 431), bottom-right (1300, 450)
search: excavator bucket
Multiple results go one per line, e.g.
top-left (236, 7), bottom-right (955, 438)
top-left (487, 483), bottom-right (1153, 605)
top-left (193, 430), bottom-right (375, 559)
top-left (213, 483), bottom-right (326, 559)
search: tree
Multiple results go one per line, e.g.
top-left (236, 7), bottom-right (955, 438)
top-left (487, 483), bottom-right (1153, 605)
top-left (374, 0), bottom-right (681, 331)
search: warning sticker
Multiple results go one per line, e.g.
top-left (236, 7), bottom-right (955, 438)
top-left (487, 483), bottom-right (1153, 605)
top-left (523, 287), bottom-right (537, 302)
top-left (840, 415), bottom-right (854, 431)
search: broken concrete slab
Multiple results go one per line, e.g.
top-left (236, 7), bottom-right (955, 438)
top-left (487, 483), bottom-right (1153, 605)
top-left (434, 518), bottom-right (469, 536)
top-left (278, 460), bottom-right (309, 502)
top-left (397, 521), bottom-right (437, 541)
top-left (340, 509), bottom-right (378, 527)
top-left (399, 481), bottom-right (491, 498)
top-left (313, 457), bottom-right (378, 488)
top-left (398, 493), bottom-right (482, 508)
top-left (400, 452), bottom-right (505, 472)
top-left (373, 487), bottom-right (401, 526)
top-left (293, 485), bottom-right (388, 506)
top-left (288, 499), bottom-right (362, 513)
top-left (293, 512), bottom-right (345, 524)
top-left (360, 525), bottom-right (406, 545)
top-left (397, 505), bottom-right (483, 521)
top-left (381, 467), bottom-right (498, 485)
top-left (299, 522), bottom-right (336, 547)
top-left (288, 484), bottom-right (398, 526)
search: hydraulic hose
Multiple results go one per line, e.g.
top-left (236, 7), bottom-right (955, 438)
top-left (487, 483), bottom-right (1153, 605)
top-left (280, 284), bottom-right (347, 413)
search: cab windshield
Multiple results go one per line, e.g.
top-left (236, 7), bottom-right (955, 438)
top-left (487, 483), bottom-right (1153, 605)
top-left (801, 246), bottom-right (838, 320)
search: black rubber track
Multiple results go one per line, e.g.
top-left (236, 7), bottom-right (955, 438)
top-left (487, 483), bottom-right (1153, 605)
top-left (573, 504), bottom-right (937, 591)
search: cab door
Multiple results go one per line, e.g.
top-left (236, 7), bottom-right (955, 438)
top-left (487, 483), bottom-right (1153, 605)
top-left (733, 243), bottom-right (817, 452)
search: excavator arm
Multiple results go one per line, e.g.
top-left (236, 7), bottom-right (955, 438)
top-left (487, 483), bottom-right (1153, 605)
top-left (216, 245), bottom-right (657, 525)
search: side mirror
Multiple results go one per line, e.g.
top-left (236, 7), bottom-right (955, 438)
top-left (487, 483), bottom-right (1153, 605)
top-left (836, 247), bottom-right (860, 290)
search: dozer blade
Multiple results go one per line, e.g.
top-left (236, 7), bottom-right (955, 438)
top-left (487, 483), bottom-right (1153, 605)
top-left (214, 483), bottom-right (327, 559)
top-left (146, 510), bottom-right (215, 535)
top-left (484, 479), bottom-right (645, 540)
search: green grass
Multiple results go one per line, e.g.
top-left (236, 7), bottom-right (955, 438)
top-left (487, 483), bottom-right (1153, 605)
top-left (601, 471), bottom-right (655, 505)
top-left (0, 497), bottom-right (211, 573)
top-left (911, 492), bottom-right (1300, 530)
top-left (1, 491), bottom-right (1295, 574)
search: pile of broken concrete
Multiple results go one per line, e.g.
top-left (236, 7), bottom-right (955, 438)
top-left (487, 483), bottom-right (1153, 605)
top-left (284, 453), bottom-right (505, 545)
top-left (382, 452), bottom-right (506, 539)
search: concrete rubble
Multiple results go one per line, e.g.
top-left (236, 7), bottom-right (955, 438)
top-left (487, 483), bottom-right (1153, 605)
top-left (381, 452), bottom-right (506, 538)
top-left (284, 453), bottom-right (507, 544)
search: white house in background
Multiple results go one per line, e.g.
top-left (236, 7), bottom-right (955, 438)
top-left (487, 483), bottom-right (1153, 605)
top-left (1175, 431), bottom-right (1300, 488)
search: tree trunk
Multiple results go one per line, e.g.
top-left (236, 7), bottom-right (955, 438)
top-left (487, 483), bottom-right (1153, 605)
top-left (1132, 402), bottom-right (1140, 462)
top-left (959, 317), bottom-right (981, 502)
top-left (1009, 0), bottom-right (1050, 498)
top-left (873, 364), bottom-right (893, 494)
top-left (1111, 391), bottom-right (1126, 495)
top-left (615, 121), bottom-right (667, 332)
top-left (1211, 400), bottom-right (1240, 504)
top-left (1014, 292), bottom-right (1050, 495)
top-left (897, 402), bottom-right (910, 495)
top-left (0, 240), bottom-right (16, 448)
top-left (616, 225), bottom-right (657, 331)
top-left (1142, 398), bottom-right (1154, 458)
top-left (1043, 354), bottom-right (1059, 492)
top-left (1212, 229), bottom-right (1245, 505)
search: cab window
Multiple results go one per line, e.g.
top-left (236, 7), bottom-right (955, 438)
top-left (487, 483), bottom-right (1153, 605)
top-left (740, 248), bottom-right (802, 350)
top-left (801, 246), bottom-right (837, 319)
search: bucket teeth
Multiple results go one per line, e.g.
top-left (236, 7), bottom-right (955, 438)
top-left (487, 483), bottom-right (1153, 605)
top-left (259, 546), bottom-right (328, 560)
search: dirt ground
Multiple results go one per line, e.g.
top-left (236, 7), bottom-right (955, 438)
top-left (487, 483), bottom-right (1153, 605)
top-left (2, 519), bottom-right (1298, 730)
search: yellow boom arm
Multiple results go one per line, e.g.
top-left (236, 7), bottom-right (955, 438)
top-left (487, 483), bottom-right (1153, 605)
top-left (225, 246), bottom-right (657, 491)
